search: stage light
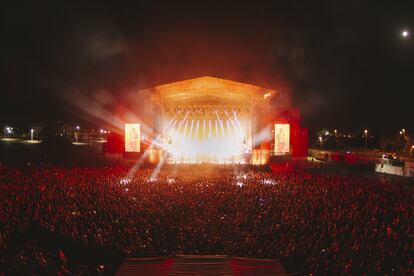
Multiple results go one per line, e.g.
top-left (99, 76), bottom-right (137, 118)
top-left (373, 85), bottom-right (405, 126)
top-left (120, 178), bottom-right (130, 185)
top-left (264, 91), bottom-right (274, 99)
top-left (263, 179), bottom-right (275, 185)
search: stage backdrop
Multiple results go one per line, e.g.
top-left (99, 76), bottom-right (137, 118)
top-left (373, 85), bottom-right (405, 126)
top-left (125, 123), bottom-right (140, 152)
top-left (274, 124), bottom-right (290, 154)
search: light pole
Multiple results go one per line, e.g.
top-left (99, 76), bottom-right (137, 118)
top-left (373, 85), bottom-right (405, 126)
top-left (30, 129), bottom-right (34, 140)
top-left (364, 129), bottom-right (368, 149)
top-left (75, 126), bottom-right (81, 143)
top-left (400, 129), bottom-right (406, 153)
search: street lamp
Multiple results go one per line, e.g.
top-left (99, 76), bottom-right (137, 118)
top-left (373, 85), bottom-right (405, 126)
top-left (364, 129), bottom-right (368, 149)
top-left (5, 126), bottom-right (12, 138)
top-left (30, 129), bottom-right (34, 141)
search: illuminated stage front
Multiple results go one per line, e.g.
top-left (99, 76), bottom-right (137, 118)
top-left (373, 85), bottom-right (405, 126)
top-left (162, 113), bottom-right (249, 164)
top-left (146, 76), bottom-right (275, 164)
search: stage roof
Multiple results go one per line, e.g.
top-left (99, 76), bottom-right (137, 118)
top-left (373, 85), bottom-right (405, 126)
top-left (143, 76), bottom-right (276, 104)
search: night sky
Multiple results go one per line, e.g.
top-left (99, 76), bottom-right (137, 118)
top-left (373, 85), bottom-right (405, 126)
top-left (1, 1), bottom-right (413, 133)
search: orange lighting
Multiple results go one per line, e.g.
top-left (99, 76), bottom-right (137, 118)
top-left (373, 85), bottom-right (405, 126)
top-left (148, 148), bottom-right (162, 164)
top-left (251, 149), bottom-right (269, 165)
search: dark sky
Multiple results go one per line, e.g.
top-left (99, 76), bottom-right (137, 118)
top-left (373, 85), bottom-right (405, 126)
top-left (1, 0), bottom-right (413, 133)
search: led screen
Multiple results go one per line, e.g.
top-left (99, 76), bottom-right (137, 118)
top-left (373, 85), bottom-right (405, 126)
top-left (274, 124), bottom-right (290, 154)
top-left (125, 123), bottom-right (140, 152)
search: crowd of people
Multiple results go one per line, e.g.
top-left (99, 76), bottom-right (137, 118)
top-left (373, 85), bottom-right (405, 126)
top-left (0, 164), bottom-right (413, 274)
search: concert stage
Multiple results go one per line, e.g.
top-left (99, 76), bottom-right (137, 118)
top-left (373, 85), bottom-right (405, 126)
top-left (108, 76), bottom-right (308, 164)
top-left (148, 76), bottom-right (275, 164)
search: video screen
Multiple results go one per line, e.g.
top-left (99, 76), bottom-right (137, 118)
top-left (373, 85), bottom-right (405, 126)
top-left (125, 123), bottom-right (140, 152)
top-left (274, 124), bottom-right (290, 154)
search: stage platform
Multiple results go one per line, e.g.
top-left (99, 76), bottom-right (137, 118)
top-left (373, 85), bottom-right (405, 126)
top-left (116, 255), bottom-right (288, 276)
